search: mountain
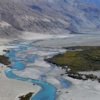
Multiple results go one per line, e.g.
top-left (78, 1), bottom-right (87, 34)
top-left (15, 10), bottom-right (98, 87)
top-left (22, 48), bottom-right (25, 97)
top-left (0, 0), bottom-right (100, 38)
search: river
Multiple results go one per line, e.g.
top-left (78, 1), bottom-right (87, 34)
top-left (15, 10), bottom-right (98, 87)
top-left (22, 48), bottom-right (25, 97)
top-left (4, 41), bottom-right (71, 100)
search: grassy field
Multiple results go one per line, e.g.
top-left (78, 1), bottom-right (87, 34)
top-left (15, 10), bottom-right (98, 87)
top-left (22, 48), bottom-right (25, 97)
top-left (46, 46), bottom-right (100, 72)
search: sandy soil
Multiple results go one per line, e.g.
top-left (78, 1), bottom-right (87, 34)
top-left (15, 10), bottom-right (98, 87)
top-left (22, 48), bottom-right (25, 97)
top-left (0, 67), bottom-right (40, 100)
top-left (34, 34), bottom-right (100, 48)
top-left (58, 75), bottom-right (100, 100)
top-left (0, 33), bottom-right (100, 100)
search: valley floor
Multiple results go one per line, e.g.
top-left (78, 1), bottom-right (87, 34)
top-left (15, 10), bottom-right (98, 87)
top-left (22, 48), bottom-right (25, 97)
top-left (0, 34), bottom-right (100, 100)
top-left (58, 75), bottom-right (100, 100)
top-left (0, 67), bottom-right (40, 100)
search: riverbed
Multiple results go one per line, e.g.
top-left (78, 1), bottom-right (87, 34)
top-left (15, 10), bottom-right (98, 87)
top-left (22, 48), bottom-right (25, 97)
top-left (0, 34), bottom-right (100, 100)
top-left (4, 41), bottom-right (71, 100)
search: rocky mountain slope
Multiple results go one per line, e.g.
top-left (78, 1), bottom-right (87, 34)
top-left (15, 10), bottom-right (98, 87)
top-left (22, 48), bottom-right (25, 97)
top-left (0, 0), bottom-right (100, 38)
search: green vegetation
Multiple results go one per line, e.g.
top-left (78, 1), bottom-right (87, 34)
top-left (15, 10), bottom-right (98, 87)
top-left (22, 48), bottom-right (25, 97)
top-left (46, 46), bottom-right (100, 72)
top-left (0, 55), bottom-right (10, 65)
top-left (19, 92), bottom-right (34, 100)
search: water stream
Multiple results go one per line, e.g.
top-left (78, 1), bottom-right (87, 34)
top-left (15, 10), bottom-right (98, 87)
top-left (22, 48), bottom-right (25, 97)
top-left (4, 41), bottom-right (71, 100)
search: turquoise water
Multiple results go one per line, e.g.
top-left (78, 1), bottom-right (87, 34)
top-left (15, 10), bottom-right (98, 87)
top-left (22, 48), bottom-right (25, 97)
top-left (5, 69), bottom-right (56, 100)
top-left (5, 44), bottom-right (57, 100)
top-left (58, 78), bottom-right (71, 88)
top-left (5, 42), bottom-right (71, 100)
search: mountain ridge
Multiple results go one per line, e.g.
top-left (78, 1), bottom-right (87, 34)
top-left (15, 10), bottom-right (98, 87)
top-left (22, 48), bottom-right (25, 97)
top-left (0, 0), bottom-right (100, 38)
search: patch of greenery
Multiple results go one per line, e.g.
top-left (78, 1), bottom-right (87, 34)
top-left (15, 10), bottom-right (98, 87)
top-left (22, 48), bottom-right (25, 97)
top-left (0, 55), bottom-right (10, 65)
top-left (19, 92), bottom-right (34, 100)
top-left (46, 46), bottom-right (100, 72)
